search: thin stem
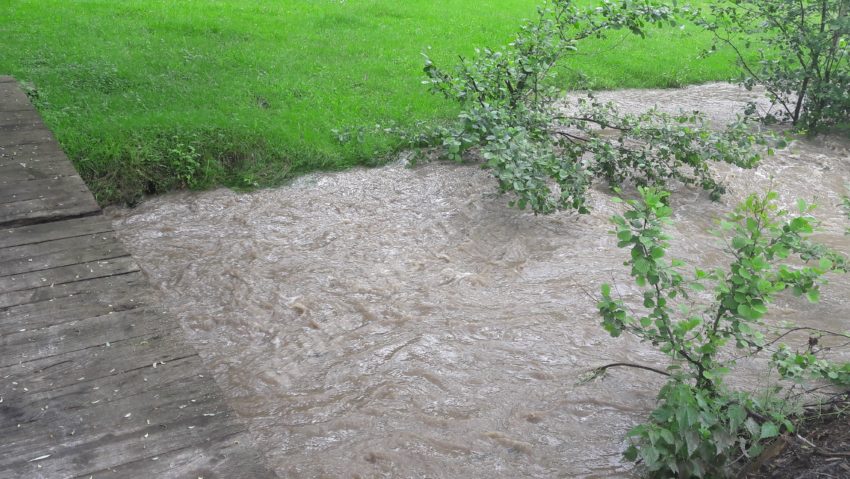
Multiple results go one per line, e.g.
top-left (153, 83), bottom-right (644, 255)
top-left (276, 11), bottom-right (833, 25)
top-left (590, 362), bottom-right (672, 377)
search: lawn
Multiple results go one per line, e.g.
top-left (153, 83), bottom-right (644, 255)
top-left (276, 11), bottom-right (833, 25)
top-left (0, 0), bottom-right (741, 204)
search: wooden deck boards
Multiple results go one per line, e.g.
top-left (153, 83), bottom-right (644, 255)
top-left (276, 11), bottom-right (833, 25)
top-left (0, 76), bottom-right (277, 478)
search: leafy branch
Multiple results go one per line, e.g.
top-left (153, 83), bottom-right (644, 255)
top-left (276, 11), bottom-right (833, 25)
top-left (596, 187), bottom-right (850, 477)
top-left (696, 0), bottom-right (850, 132)
top-left (418, 0), bottom-right (771, 215)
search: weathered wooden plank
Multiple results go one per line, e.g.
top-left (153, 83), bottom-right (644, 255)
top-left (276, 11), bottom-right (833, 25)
top-left (0, 234), bottom-right (127, 276)
top-left (0, 339), bottom-right (206, 416)
top-left (0, 154), bottom-right (79, 182)
top-left (0, 255), bottom-right (139, 294)
top-left (0, 175), bottom-right (90, 206)
top-left (0, 81), bottom-right (33, 111)
top-left (0, 130), bottom-right (99, 225)
top-left (0, 136), bottom-right (67, 157)
top-left (0, 109), bottom-right (42, 128)
top-left (2, 354), bottom-right (199, 415)
top-left (0, 356), bottom-right (256, 477)
top-left (0, 215), bottom-right (113, 249)
top-left (0, 328), bottom-right (186, 396)
top-left (0, 369), bottom-right (247, 478)
top-left (0, 319), bottom-right (276, 477)
top-left (0, 270), bottom-right (146, 310)
top-left (1, 293), bottom-right (146, 338)
top-left (0, 159), bottom-right (77, 184)
top-left (0, 224), bottom-right (120, 261)
top-left (0, 350), bottom-right (208, 437)
top-left (0, 123), bottom-right (44, 137)
top-left (0, 314), bottom-right (274, 469)
top-left (0, 280), bottom-right (149, 337)
top-left (0, 140), bottom-right (81, 186)
top-left (0, 190), bottom-right (101, 228)
top-left (0, 124), bottom-right (56, 149)
top-left (71, 431), bottom-right (277, 479)
top-left (0, 78), bottom-right (278, 479)
top-left (0, 174), bottom-right (91, 207)
top-left (0, 307), bottom-right (168, 367)
top-left (0, 387), bottom-right (233, 464)
top-left (0, 138), bottom-right (68, 160)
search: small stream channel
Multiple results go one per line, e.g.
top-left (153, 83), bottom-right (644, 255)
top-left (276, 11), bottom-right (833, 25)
top-left (107, 84), bottom-right (850, 478)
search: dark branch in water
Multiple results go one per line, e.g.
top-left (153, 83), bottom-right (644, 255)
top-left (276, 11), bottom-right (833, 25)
top-left (589, 362), bottom-right (671, 378)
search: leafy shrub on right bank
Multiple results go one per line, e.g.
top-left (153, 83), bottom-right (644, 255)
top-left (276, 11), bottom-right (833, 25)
top-left (595, 188), bottom-right (850, 477)
top-left (697, 0), bottom-right (850, 132)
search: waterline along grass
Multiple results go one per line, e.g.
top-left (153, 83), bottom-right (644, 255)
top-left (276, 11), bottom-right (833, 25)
top-left (1, 0), bottom-right (740, 204)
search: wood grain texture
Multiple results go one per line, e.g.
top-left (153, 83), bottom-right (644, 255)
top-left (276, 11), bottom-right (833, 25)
top-left (0, 78), bottom-right (277, 478)
top-left (0, 80), bottom-right (98, 227)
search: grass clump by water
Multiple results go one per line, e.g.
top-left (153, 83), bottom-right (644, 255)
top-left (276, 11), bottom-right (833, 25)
top-left (1, 0), bottom-right (740, 204)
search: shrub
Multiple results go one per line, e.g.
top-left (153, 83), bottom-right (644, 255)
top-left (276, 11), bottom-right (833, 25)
top-left (595, 187), bottom-right (850, 477)
top-left (420, 0), bottom-right (770, 215)
top-left (698, 0), bottom-right (850, 132)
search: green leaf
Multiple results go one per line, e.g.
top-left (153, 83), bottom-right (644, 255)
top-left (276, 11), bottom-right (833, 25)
top-left (760, 421), bottom-right (779, 439)
top-left (631, 246), bottom-right (644, 260)
top-left (744, 417), bottom-right (761, 439)
top-left (790, 217), bottom-right (813, 234)
top-left (684, 429), bottom-right (700, 456)
top-left (623, 445), bottom-right (638, 461)
top-left (712, 429), bottom-right (736, 455)
top-left (737, 304), bottom-right (754, 319)
top-left (756, 279), bottom-right (772, 292)
top-left (643, 442), bottom-right (661, 468)
top-left (751, 302), bottom-right (768, 315)
top-left (731, 236), bottom-right (749, 249)
top-left (727, 404), bottom-right (747, 429)
top-left (677, 318), bottom-right (702, 334)
top-left (806, 289), bottom-right (820, 303)
top-left (659, 428), bottom-right (675, 445)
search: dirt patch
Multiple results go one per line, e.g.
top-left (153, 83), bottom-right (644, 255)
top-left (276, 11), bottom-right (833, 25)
top-left (747, 396), bottom-right (850, 479)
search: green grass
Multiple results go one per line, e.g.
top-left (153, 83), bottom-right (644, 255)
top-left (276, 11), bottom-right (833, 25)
top-left (0, 0), bottom-right (742, 204)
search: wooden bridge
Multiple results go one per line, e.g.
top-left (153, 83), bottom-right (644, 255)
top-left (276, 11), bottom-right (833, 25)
top-left (0, 76), bottom-right (277, 478)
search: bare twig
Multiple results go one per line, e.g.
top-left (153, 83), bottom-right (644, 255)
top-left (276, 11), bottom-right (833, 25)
top-left (793, 433), bottom-right (850, 457)
top-left (590, 362), bottom-right (671, 377)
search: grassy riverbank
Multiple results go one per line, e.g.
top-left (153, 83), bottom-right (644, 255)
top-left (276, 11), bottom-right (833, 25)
top-left (0, 0), bottom-right (741, 204)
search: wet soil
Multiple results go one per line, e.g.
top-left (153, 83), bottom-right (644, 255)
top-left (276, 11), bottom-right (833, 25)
top-left (747, 396), bottom-right (850, 479)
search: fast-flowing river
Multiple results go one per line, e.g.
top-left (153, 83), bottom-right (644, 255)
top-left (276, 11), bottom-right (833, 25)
top-left (108, 84), bottom-right (850, 478)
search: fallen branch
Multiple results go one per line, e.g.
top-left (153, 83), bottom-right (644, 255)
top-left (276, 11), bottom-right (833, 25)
top-left (793, 433), bottom-right (850, 458)
top-left (589, 362), bottom-right (671, 378)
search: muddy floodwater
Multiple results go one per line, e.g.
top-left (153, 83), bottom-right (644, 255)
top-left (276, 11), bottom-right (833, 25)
top-left (108, 84), bottom-right (850, 478)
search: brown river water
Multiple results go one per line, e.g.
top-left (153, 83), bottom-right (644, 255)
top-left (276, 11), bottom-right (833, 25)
top-left (107, 84), bottom-right (850, 478)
